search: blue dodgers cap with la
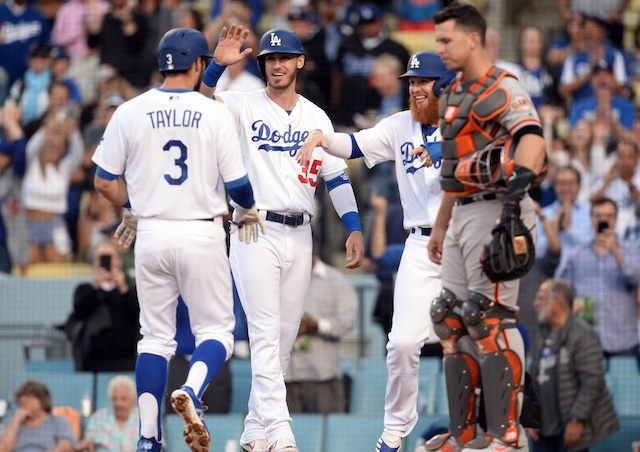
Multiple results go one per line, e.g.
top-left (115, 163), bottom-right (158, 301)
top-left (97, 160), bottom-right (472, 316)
top-left (356, 3), bottom-right (382, 24)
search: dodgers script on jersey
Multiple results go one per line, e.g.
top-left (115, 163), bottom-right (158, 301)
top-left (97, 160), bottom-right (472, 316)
top-left (217, 89), bottom-right (346, 213)
top-left (92, 89), bottom-right (247, 220)
top-left (348, 110), bottom-right (443, 229)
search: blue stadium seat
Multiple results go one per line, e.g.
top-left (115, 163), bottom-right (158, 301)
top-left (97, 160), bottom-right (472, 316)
top-left (433, 372), bottom-right (449, 416)
top-left (609, 374), bottom-right (640, 417)
top-left (291, 414), bottom-right (324, 452)
top-left (230, 373), bottom-right (252, 414)
top-left (591, 416), bottom-right (640, 452)
top-left (26, 359), bottom-right (74, 373)
top-left (607, 356), bottom-right (639, 376)
top-left (324, 414), bottom-right (382, 452)
top-left (11, 371), bottom-right (94, 413)
top-left (94, 372), bottom-right (136, 412)
top-left (357, 357), bottom-right (388, 376)
top-left (229, 358), bottom-right (252, 378)
top-left (350, 373), bottom-right (387, 414)
top-left (164, 413), bottom-right (244, 452)
top-left (419, 357), bottom-right (441, 375)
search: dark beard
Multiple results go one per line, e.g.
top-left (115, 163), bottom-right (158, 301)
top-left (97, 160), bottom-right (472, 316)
top-left (409, 95), bottom-right (440, 126)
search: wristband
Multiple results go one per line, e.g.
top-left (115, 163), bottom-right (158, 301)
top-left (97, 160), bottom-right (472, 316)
top-left (203, 60), bottom-right (226, 88)
top-left (341, 211), bottom-right (363, 234)
top-left (424, 141), bottom-right (442, 162)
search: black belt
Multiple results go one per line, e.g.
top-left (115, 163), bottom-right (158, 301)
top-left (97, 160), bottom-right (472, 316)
top-left (457, 193), bottom-right (498, 206)
top-left (265, 211), bottom-right (307, 227)
top-left (411, 227), bottom-right (432, 236)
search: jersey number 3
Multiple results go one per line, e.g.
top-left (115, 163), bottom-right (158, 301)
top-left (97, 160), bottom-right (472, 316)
top-left (164, 140), bottom-right (188, 185)
top-left (298, 159), bottom-right (321, 187)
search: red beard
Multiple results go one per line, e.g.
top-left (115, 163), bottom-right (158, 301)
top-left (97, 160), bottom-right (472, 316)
top-left (409, 94), bottom-right (440, 126)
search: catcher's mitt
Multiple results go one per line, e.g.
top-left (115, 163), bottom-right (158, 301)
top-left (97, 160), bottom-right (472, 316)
top-left (481, 213), bottom-right (535, 282)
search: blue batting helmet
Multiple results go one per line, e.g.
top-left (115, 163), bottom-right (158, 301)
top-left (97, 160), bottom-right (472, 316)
top-left (157, 28), bottom-right (213, 72)
top-left (257, 29), bottom-right (304, 79)
top-left (399, 51), bottom-right (457, 97)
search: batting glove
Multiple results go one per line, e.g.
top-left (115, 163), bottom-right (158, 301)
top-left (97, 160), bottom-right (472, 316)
top-left (230, 205), bottom-right (266, 244)
top-left (114, 208), bottom-right (138, 248)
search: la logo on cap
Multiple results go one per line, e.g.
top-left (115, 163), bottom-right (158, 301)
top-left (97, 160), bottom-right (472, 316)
top-left (410, 55), bottom-right (420, 69)
top-left (270, 33), bottom-right (282, 47)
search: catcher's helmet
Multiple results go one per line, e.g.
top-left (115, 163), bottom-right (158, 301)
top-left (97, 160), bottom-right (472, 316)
top-left (157, 28), bottom-right (212, 72)
top-left (257, 29), bottom-right (304, 79)
top-left (399, 51), bottom-right (457, 97)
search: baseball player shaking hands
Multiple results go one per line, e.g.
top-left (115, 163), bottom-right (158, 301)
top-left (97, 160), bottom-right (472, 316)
top-left (200, 24), bottom-right (365, 452)
top-left (423, 3), bottom-right (546, 452)
top-left (92, 28), bottom-right (264, 452)
top-left (298, 52), bottom-right (456, 452)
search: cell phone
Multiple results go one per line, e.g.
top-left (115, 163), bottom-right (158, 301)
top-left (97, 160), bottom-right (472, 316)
top-left (99, 254), bottom-right (112, 271)
top-left (597, 221), bottom-right (608, 233)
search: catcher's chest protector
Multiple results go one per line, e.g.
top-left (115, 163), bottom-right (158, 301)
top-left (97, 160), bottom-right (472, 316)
top-left (438, 67), bottom-right (515, 195)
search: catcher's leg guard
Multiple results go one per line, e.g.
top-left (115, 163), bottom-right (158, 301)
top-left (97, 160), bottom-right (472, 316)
top-left (431, 289), bottom-right (465, 354)
top-left (442, 350), bottom-right (481, 444)
top-left (461, 292), bottom-right (524, 445)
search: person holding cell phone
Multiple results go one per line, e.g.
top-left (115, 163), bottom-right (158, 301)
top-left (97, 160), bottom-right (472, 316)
top-left (61, 240), bottom-right (140, 372)
top-left (560, 196), bottom-right (640, 361)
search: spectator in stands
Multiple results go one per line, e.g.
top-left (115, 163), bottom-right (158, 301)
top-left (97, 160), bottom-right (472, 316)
top-left (0, 0), bottom-right (51, 105)
top-left (284, 235), bottom-right (357, 414)
top-left (22, 79), bottom-right (77, 140)
top-left (528, 278), bottom-right (619, 451)
top-left (49, 47), bottom-right (82, 106)
top-left (624, 25), bottom-right (640, 105)
top-left (553, 119), bottom-right (609, 202)
top-left (77, 375), bottom-right (139, 452)
top-left (547, 13), bottom-right (585, 75)
top-left (366, 190), bottom-right (406, 340)
top-left (174, 5), bottom-right (203, 31)
top-left (560, 197), bottom-right (640, 359)
top-left (8, 42), bottom-right (53, 127)
top-left (77, 189), bottom-right (121, 264)
top-left (288, 6), bottom-right (332, 110)
top-left (517, 26), bottom-right (558, 109)
top-left (558, 0), bottom-right (628, 49)
top-left (332, 3), bottom-right (409, 128)
top-left (204, 0), bottom-right (260, 77)
top-left (51, 0), bottom-right (109, 61)
top-left (164, 296), bottom-right (232, 414)
top-left (353, 53), bottom-right (407, 130)
top-left (23, 109), bottom-right (84, 265)
top-left (485, 27), bottom-right (522, 77)
top-left (590, 140), bottom-right (640, 235)
top-left (558, 14), bottom-right (628, 104)
top-left (62, 240), bottom-right (139, 372)
top-left (93, 0), bottom-right (149, 90)
top-left (569, 59), bottom-right (636, 130)
top-left (537, 166), bottom-right (594, 277)
top-left (0, 379), bottom-right (76, 451)
top-left (139, 0), bottom-right (172, 86)
top-left (0, 101), bottom-right (27, 274)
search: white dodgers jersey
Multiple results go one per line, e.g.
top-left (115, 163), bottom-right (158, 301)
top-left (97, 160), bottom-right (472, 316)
top-left (217, 89), bottom-right (347, 214)
top-left (352, 111), bottom-right (443, 229)
top-left (92, 89), bottom-right (248, 220)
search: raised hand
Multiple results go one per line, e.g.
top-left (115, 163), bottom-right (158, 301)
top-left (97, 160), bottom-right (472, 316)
top-left (214, 24), bottom-right (253, 66)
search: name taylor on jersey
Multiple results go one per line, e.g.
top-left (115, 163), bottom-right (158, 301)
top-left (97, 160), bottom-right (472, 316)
top-left (146, 109), bottom-right (203, 129)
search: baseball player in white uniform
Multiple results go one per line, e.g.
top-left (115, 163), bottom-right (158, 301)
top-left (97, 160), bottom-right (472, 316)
top-left (92, 28), bottom-right (265, 452)
top-left (298, 51), bottom-right (456, 452)
top-left (200, 25), bottom-right (365, 452)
